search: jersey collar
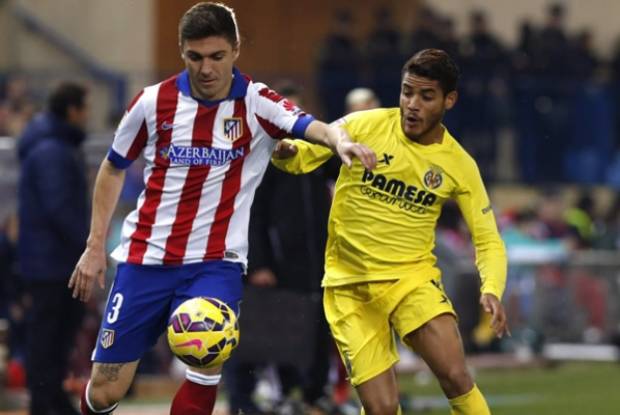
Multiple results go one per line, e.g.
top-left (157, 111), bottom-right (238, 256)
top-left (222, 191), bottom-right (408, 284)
top-left (176, 67), bottom-right (249, 106)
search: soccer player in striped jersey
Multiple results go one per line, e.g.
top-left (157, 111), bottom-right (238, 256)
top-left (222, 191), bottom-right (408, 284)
top-left (272, 49), bottom-right (509, 415)
top-left (68, 3), bottom-right (375, 415)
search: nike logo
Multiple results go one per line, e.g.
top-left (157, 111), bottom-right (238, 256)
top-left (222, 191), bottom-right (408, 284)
top-left (161, 121), bottom-right (174, 130)
top-left (175, 339), bottom-right (203, 350)
top-left (377, 153), bottom-right (394, 165)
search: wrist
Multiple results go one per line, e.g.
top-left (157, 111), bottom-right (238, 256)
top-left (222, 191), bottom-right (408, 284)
top-left (86, 236), bottom-right (106, 251)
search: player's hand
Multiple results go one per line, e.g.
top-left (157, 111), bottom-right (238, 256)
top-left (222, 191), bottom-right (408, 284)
top-left (336, 130), bottom-right (376, 170)
top-left (273, 140), bottom-right (298, 159)
top-left (68, 245), bottom-right (106, 302)
top-left (248, 268), bottom-right (277, 287)
top-left (480, 293), bottom-right (510, 339)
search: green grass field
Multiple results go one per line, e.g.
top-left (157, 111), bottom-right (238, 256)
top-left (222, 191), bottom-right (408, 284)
top-left (398, 362), bottom-right (620, 415)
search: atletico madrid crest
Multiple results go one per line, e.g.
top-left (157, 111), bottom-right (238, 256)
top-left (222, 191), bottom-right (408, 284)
top-left (100, 329), bottom-right (115, 349)
top-left (223, 118), bottom-right (243, 142)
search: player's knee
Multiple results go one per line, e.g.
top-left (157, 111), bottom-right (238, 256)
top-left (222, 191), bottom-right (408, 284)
top-left (438, 367), bottom-right (473, 396)
top-left (88, 378), bottom-right (127, 409)
top-left (362, 395), bottom-right (400, 415)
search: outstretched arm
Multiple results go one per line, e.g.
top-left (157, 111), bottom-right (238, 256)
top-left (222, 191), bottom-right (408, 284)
top-left (271, 139), bottom-right (334, 175)
top-left (68, 159), bottom-right (125, 302)
top-left (303, 120), bottom-right (376, 170)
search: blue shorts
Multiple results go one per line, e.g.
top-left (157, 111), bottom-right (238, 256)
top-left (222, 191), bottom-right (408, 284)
top-left (93, 260), bottom-right (243, 363)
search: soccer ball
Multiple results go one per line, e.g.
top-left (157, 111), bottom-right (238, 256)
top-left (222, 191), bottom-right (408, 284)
top-left (167, 297), bottom-right (239, 368)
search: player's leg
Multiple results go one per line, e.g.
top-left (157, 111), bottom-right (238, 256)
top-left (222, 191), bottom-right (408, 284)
top-left (323, 282), bottom-right (402, 415)
top-left (395, 278), bottom-right (490, 415)
top-left (355, 368), bottom-right (400, 415)
top-left (81, 361), bottom-right (139, 414)
top-left (170, 364), bottom-right (223, 415)
top-left (82, 262), bottom-right (182, 414)
top-left (404, 314), bottom-right (489, 414)
top-left (170, 260), bottom-right (244, 415)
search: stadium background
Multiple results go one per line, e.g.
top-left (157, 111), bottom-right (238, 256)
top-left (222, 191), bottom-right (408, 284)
top-left (1, 0), bottom-right (620, 414)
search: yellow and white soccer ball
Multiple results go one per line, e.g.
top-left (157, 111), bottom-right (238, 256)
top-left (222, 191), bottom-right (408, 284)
top-left (167, 297), bottom-right (239, 368)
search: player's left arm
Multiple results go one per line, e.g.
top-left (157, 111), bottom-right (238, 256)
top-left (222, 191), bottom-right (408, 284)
top-left (454, 160), bottom-right (509, 338)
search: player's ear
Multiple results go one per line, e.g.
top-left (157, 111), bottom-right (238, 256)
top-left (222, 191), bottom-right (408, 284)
top-left (444, 90), bottom-right (458, 110)
top-left (232, 43), bottom-right (240, 61)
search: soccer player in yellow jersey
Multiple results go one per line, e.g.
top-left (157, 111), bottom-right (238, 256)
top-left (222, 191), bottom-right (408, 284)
top-left (271, 49), bottom-right (508, 415)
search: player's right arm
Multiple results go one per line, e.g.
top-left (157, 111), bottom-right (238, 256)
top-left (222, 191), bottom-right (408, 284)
top-left (69, 90), bottom-right (148, 302)
top-left (69, 160), bottom-right (125, 301)
top-left (271, 138), bottom-right (334, 174)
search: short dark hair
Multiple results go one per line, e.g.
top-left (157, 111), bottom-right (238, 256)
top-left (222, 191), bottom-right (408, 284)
top-left (48, 82), bottom-right (87, 120)
top-left (179, 2), bottom-right (239, 46)
top-left (402, 49), bottom-right (459, 94)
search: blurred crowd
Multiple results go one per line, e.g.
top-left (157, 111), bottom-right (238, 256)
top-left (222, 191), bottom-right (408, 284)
top-left (317, 2), bottom-right (620, 184)
top-left (2, 1), bottom-right (620, 412)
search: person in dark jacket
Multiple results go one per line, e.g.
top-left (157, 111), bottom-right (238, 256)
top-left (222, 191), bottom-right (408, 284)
top-left (225, 83), bottom-right (337, 414)
top-left (17, 82), bottom-right (90, 415)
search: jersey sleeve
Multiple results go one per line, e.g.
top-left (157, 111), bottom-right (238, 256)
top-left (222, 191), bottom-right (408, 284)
top-left (270, 111), bottom-right (369, 174)
top-left (270, 139), bottom-right (334, 174)
top-left (253, 84), bottom-right (315, 139)
top-left (107, 90), bottom-right (149, 169)
top-left (454, 157), bottom-right (507, 299)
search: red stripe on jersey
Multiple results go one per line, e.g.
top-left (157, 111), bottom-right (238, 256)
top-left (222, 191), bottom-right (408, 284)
top-left (204, 100), bottom-right (252, 260)
top-left (255, 115), bottom-right (288, 140)
top-left (126, 120), bottom-right (148, 160)
top-left (127, 77), bottom-right (178, 264)
top-left (163, 104), bottom-right (218, 265)
top-left (127, 90), bottom-right (144, 112)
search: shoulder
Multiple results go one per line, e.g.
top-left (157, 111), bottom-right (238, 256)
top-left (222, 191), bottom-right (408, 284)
top-left (246, 81), bottom-right (281, 102)
top-left (443, 130), bottom-right (483, 180)
top-left (345, 108), bottom-right (396, 123)
top-left (342, 108), bottom-right (397, 132)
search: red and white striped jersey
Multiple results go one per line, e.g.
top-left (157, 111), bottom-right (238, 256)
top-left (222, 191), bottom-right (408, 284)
top-left (107, 68), bottom-right (315, 266)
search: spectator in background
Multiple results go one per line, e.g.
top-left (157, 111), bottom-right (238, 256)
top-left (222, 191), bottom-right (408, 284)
top-left (534, 2), bottom-right (571, 79)
top-left (225, 82), bottom-right (335, 415)
top-left (458, 10), bottom-right (508, 181)
top-left (572, 30), bottom-right (599, 82)
top-left (345, 88), bottom-right (380, 114)
top-left (17, 82), bottom-right (90, 415)
top-left (0, 75), bottom-right (37, 138)
top-left (595, 192), bottom-right (620, 250)
top-left (317, 10), bottom-right (362, 120)
top-left (565, 191), bottom-right (597, 248)
top-left (409, 7), bottom-right (442, 52)
top-left (366, 7), bottom-right (403, 107)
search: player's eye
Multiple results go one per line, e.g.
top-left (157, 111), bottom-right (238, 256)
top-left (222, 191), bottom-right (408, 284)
top-left (212, 53), bottom-right (225, 61)
top-left (186, 52), bottom-right (203, 62)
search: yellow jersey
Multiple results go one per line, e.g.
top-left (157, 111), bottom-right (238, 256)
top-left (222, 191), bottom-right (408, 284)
top-left (272, 108), bottom-right (507, 299)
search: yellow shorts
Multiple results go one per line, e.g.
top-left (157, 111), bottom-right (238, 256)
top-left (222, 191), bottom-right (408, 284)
top-left (324, 276), bottom-right (456, 386)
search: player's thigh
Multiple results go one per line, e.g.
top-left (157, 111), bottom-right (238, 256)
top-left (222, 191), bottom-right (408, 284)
top-left (94, 263), bottom-right (180, 363)
top-left (323, 282), bottom-right (398, 387)
top-left (391, 277), bottom-right (464, 374)
top-left (172, 260), bottom-right (244, 317)
top-left (90, 360), bottom-right (140, 401)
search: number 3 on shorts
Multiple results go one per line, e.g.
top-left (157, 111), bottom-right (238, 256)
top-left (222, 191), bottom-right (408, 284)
top-left (107, 293), bottom-right (124, 324)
